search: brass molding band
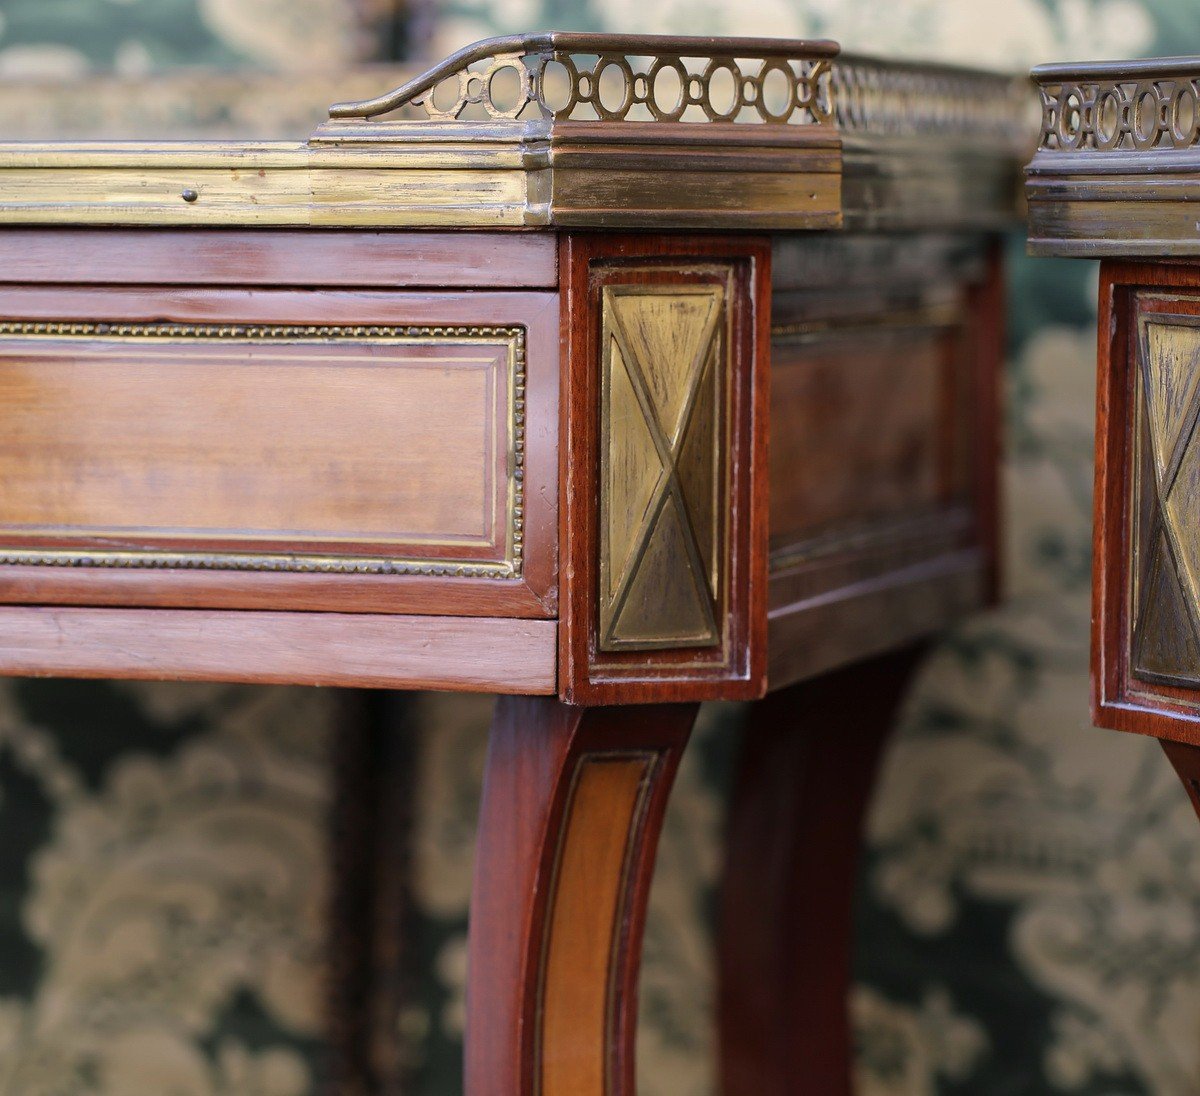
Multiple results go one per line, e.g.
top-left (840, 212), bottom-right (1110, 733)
top-left (0, 36), bottom-right (1028, 231)
top-left (1025, 57), bottom-right (1200, 254)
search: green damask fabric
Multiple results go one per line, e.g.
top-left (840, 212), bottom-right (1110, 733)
top-left (2, 1), bottom-right (1200, 1094)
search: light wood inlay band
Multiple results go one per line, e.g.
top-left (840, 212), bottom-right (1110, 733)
top-left (539, 754), bottom-right (653, 1096)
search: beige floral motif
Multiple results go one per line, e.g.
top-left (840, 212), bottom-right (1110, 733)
top-left (864, 320), bottom-right (1200, 1092)
top-left (853, 987), bottom-right (988, 1096)
top-left (435, 0), bottom-right (1154, 72)
top-left (0, 684), bottom-right (333, 1095)
top-left (409, 693), bottom-right (492, 919)
top-left (1014, 804), bottom-right (1200, 1093)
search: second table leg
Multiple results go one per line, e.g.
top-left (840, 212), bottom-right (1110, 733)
top-left (717, 645), bottom-right (927, 1096)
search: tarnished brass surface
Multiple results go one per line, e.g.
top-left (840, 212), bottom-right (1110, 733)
top-left (1025, 57), bottom-right (1200, 255)
top-left (1033, 58), bottom-right (1200, 153)
top-left (599, 282), bottom-right (727, 651)
top-left (1132, 309), bottom-right (1200, 685)
top-left (0, 35), bottom-right (1029, 230)
top-left (326, 32), bottom-right (837, 126)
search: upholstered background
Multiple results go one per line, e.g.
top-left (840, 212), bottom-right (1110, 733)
top-left (0, 1), bottom-right (1199, 1094)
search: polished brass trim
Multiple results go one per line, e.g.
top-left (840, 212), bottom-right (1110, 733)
top-left (0, 320), bottom-right (526, 579)
top-left (1129, 306), bottom-right (1200, 686)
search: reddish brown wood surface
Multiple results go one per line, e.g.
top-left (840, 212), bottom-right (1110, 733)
top-left (767, 550), bottom-right (981, 687)
top-left (0, 284), bottom-right (559, 618)
top-left (969, 240), bottom-right (1005, 605)
top-left (1162, 739), bottom-right (1200, 822)
top-left (558, 233), bottom-right (770, 704)
top-left (466, 697), bottom-right (696, 1096)
top-left (768, 326), bottom-right (949, 545)
top-left (0, 605), bottom-right (557, 691)
top-left (718, 644), bottom-right (927, 1096)
top-left (0, 330), bottom-right (514, 559)
top-left (0, 228), bottom-right (558, 288)
top-left (763, 233), bottom-right (999, 689)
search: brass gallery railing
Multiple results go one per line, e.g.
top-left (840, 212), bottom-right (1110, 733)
top-left (329, 33), bottom-right (839, 126)
top-left (1034, 57), bottom-right (1200, 152)
top-left (327, 32), bottom-right (1029, 144)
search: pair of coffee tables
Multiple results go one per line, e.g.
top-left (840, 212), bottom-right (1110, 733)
top-left (0, 31), bottom-right (1189, 1096)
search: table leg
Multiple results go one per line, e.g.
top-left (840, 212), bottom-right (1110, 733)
top-left (465, 695), bottom-right (698, 1096)
top-left (1161, 739), bottom-right (1200, 821)
top-left (717, 645), bottom-right (927, 1096)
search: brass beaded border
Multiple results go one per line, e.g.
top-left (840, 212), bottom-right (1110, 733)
top-left (0, 320), bottom-right (526, 580)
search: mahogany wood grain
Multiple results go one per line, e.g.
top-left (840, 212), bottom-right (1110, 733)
top-left (558, 233), bottom-right (770, 705)
top-left (0, 283), bottom-right (559, 618)
top-left (767, 550), bottom-right (981, 689)
top-left (763, 232), bottom-right (1000, 687)
top-left (1162, 739), bottom-right (1200, 822)
top-left (718, 644), bottom-right (927, 1096)
top-left (0, 606), bottom-right (557, 692)
top-left (969, 240), bottom-right (1005, 605)
top-left (769, 326), bottom-right (950, 546)
top-left (466, 697), bottom-right (696, 1096)
top-left (0, 228), bottom-right (558, 288)
top-left (0, 332), bottom-right (512, 559)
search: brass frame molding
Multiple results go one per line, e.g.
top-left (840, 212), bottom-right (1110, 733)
top-left (0, 34), bottom-right (1029, 232)
top-left (0, 320), bottom-right (527, 580)
top-left (1027, 57), bottom-right (1200, 255)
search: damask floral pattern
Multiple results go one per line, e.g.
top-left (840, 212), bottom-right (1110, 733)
top-left (0, 682), bottom-right (334, 1094)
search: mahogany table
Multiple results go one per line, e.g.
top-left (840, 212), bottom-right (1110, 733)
top-left (0, 34), bottom-right (1025, 1095)
top-left (1027, 59), bottom-right (1200, 830)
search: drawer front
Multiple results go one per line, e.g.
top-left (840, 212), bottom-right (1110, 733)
top-left (0, 287), bottom-right (558, 616)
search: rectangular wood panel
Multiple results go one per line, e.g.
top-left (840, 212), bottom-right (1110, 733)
top-left (769, 326), bottom-right (950, 550)
top-left (0, 285), bottom-right (560, 619)
top-left (764, 231), bottom-right (999, 689)
top-left (0, 322), bottom-right (522, 574)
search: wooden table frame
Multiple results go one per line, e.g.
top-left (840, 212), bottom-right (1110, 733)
top-left (1027, 56), bottom-right (1200, 832)
top-left (0, 34), bottom-right (1027, 1095)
